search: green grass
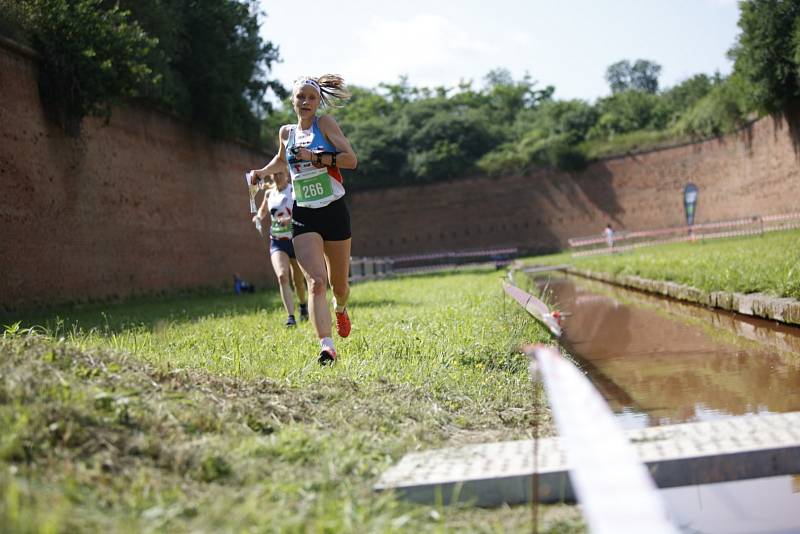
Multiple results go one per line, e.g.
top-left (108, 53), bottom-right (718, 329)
top-left (523, 229), bottom-right (800, 299)
top-left (1, 268), bottom-right (583, 533)
top-left (580, 130), bottom-right (689, 161)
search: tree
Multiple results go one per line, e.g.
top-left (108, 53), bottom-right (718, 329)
top-left (673, 74), bottom-right (748, 138)
top-left (630, 59), bottom-right (662, 94)
top-left (606, 60), bottom-right (632, 94)
top-left (589, 90), bottom-right (661, 138)
top-left (5, 0), bottom-right (284, 144)
top-left (165, 0), bottom-right (283, 143)
top-left (655, 74), bottom-right (715, 127)
top-left (605, 59), bottom-right (662, 94)
top-left (730, 0), bottom-right (800, 113)
top-left (12, 0), bottom-right (158, 134)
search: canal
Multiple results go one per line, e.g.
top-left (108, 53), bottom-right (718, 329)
top-left (533, 273), bottom-right (800, 534)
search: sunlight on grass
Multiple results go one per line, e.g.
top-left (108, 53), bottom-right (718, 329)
top-left (2, 268), bottom-right (583, 533)
top-left (523, 229), bottom-right (800, 299)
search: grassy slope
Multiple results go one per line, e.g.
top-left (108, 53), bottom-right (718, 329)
top-left (1, 268), bottom-right (583, 533)
top-left (524, 229), bottom-right (800, 299)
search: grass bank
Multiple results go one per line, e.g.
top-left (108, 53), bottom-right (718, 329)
top-left (1, 268), bottom-right (582, 533)
top-left (525, 229), bottom-right (800, 300)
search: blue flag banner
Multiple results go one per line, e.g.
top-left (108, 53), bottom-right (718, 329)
top-left (683, 183), bottom-right (698, 226)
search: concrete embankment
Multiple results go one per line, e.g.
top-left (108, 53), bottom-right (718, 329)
top-left (567, 267), bottom-right (800, 326)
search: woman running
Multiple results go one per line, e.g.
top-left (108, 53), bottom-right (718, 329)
top-left (249, 75), bottom-right (357, 365)
top-left (253, 170), bottom-right (308, 327)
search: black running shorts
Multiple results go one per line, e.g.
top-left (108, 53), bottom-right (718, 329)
top-left (292, 196), bottom-right (351, 241)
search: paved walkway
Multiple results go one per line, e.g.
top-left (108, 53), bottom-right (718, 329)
top-left (375, 411), bottom-right (800, 506)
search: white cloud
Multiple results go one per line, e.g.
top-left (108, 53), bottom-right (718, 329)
top-left (341, 13), bottom-right (505, 88)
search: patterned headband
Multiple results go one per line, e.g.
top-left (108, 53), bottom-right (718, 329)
top-left (295, 79), bottom-right (321, 94)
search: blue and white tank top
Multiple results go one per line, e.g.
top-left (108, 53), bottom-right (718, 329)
top-left (285, 117), bottom-right (345, 208)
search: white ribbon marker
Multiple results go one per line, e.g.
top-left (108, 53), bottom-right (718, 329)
top-left (527, 345), bottom-right (677, 534)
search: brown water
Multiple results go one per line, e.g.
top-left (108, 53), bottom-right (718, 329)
top-left (534, 274), bottom-right (800, 533)
top-left (539, 274), bottom-right (800, 429)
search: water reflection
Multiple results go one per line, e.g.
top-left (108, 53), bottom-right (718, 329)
top-left (662, 474), bottom-right (800, 534)
top-left (538, 275), bottom-right (800, 428)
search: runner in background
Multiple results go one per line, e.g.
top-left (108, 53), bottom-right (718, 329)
top-left (604, 223), bottom-right (615, 249)
top-left (249, 75), bottom-right (357, 365)
top-left (253, 170), bottom-right (308, 327)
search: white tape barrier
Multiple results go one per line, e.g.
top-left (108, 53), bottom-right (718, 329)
top-left (527, 345), bottom-right (678, 534)
top-left (571, 228), bottom-right (766, 257)
top-left (568, 212), bottom-right (800, 256)
top-left (350, 247), bottom-right (517, 281)
top-left (349, 257), bottom-right (393, 282)
top-left (502, 280), bottom-right (562, 337)
top-left (390, 246), bottom-right (518, 264)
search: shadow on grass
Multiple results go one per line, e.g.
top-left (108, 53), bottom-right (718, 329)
top-left (2, 290), bottom-right (284, 336)
top-left (4, 267), bottom-right (500, 337)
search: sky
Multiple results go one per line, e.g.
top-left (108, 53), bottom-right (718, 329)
top-left (258, 0), bottom-right (741, 103)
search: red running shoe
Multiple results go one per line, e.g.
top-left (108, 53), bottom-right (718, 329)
top-left (318, 347), bottom-right (337, 365)
top-left (335, 308), bottom-right (351, 338)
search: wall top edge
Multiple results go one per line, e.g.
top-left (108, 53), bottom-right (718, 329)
top-left (0, 34), bottom-right (41, 62)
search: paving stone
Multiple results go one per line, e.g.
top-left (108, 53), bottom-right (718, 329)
top-left (566, 268), bottom-right (800, 326)
top-left (375, 412), bottom-right (800, 506)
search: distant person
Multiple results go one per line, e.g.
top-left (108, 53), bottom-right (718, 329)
top-left (604, 223), bottom-right (615, 248)
top-left (249, 75), bottom-right (357, 365)
top-left (253, 170), bottom-right (308, 327)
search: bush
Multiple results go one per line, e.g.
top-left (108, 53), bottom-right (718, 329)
top-left (673, 75), bottom-right (749, 138)
top-left (15, 0), bottom-right (158, 135)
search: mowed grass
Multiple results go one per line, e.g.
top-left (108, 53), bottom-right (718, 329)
top-left (525, 229), bottom-right (800, 299)
top-left (1, 268), bottom-right (583, 533)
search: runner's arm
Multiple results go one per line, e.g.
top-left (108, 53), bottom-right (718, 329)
top-left (250, 126), bottom-right (291, 182)
top-left (317, 115), bottom-right (357, 169)
top-left (256, 190), bottom-right (269, 220)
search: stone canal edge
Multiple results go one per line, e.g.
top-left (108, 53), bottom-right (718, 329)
top-left (565, 267), bottom-right (800, 327)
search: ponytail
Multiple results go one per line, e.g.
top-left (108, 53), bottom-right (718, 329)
top-left (293, 74), bottom-right (351, 109)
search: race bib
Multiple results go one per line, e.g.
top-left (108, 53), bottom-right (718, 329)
top-left (293, 165), bottom-right (336, 208)
top-left (270, 219), bottom-right (292, 239)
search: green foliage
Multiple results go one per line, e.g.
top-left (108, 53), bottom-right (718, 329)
top-left (605, 59), bottom-right (662, 94)
top-left (0, 1), bottom-right (30, 44)
top-left (477, 99), bottom-right (597, 176)
top-left (673, 74), bottom-right (749, 138)
top-left (324, 72), bottom-right (552, 189)
top-left (730, 0), bottom-right (800, 114)
top-left (580, 129), bottom-right (679, 160)
top-left (406, 112), bottom-right (493, 182)
top-left (3, 0), bottom-right (283, 144)
top-left (588, 90), bottom-right (664, 139)
top-left (112, 0), bottom-right (284, 144)
top-left (656, 73), bottom-right (715, 126)
top-left (165, 0), bottom-right (282, 143)
top-left (13, 0), bottom-right (159, 135)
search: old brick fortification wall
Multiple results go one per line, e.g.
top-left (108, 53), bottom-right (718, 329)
top-left (1, 39), bottom-right (275, 310)
top-left (3, 37), bottom-right (799, 309)
top-left (349, 113), bottom-right (800, 257)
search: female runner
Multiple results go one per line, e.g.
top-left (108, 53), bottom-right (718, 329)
top-left (253, 170), bottom-right (308, 326)
top-left (249, 75), bottom-right (357, 364)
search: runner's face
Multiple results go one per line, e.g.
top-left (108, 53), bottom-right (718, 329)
top-left (293, 85), bottom-right (320, 119)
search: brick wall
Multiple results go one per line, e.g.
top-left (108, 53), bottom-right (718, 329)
top-left (349, 114), bottom-right (800, 257)
top-left (0, 40), bottom-right (274, 310)
top-left (2, 38), bottom-right (799, 309)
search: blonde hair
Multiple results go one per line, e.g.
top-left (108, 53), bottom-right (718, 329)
top-left (293, 74), bottom-right (351, 108)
